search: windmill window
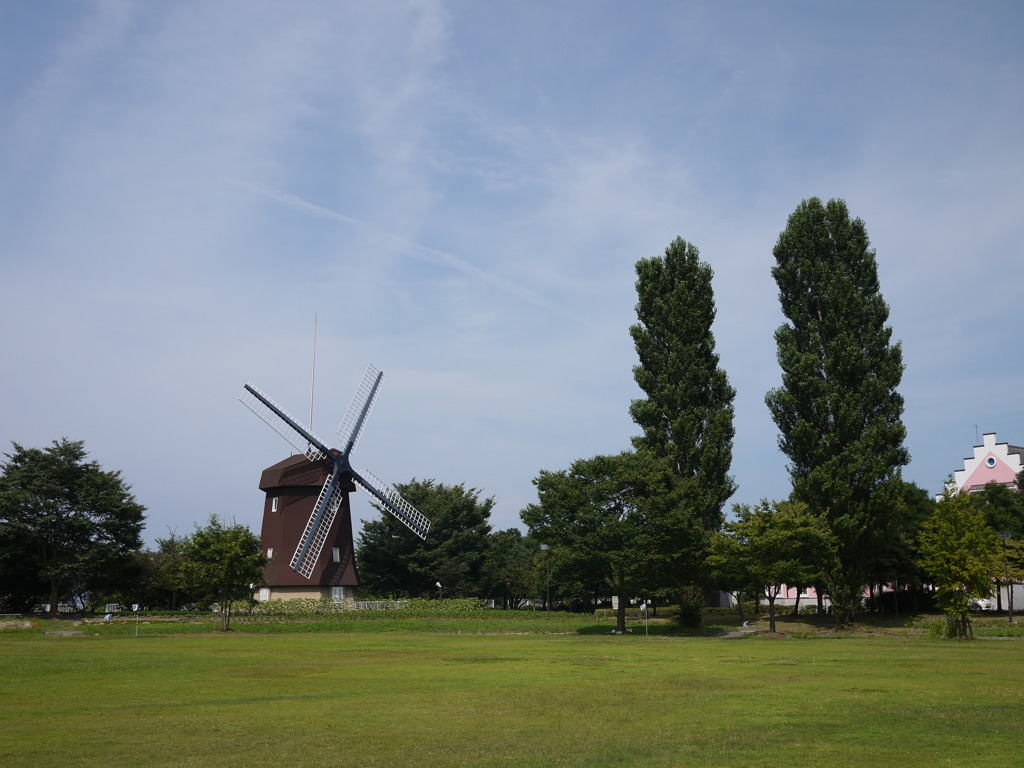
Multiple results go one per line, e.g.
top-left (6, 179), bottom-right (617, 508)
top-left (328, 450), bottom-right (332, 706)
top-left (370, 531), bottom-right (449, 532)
top-left (331, 587), bottom-right (345, 602)
top-left (271, 497), bottom-right (279, 512)
top-left (986, 457), bottom-right (997, 468)
top-left (267, 548), bottom-right (274, 558)
top-left (332, 547), bottom-right (341, 563)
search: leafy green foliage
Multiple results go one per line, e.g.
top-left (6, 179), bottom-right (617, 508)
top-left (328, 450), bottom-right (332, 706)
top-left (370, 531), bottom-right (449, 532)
top-left (708, 501), bottom-right (837, 631)
top-left (241, 597), bottom-right (486, 618)
top-left (181, 516), bottom-right (267, 630)
top-left (0, 439), bottom-right (145, 614)
top-left (919, 492), bottom-right (1000, 638)
top-left (998, 538), bottom-right (1024, 588)
top-left (479, 528), bottom-right (542, 608)
top-left (630, 236), bottom-right (736, 532)
top-left (107, 532), bottom-right (193, 612)
top-left (976, 476), bottom-right (1024, 608)
top-left (522, 450), bottom-right (702, 632)
top-left (357, 479), bottom-right (493, 598)
top-left (145, 531), bottom-right (190, 609)
top-left (972, 481), bottom-right (1024, 537)
top-left (867, 481), bottom-right (936, 606)
top-left (765, 198), bottom-right (908, 625)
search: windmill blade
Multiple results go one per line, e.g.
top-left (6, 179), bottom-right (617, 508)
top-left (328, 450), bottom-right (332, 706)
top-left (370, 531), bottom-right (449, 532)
top-left (336, 364), bottom-right (384, 456)
top-left (353, 468), bottom-right (431, 540)
top-left (241, 383), bottom-right (331, 461)
top-left (290, 470), bottom-right (347, 579)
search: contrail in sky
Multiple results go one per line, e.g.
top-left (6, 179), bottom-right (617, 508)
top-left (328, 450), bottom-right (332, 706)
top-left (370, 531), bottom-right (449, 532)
top-left (242, 181), bottom-right (586, 325)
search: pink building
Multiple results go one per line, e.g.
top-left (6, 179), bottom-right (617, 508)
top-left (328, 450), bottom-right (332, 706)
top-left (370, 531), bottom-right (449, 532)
top-left (776, 584), bottom-right (824, 607)
top-left (950, 432), bottom-right (1023, 494)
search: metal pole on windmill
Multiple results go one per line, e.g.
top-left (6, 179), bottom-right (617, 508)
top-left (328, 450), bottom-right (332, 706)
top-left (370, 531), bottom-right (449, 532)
top-left (309, 313), bottom-right (318, 431)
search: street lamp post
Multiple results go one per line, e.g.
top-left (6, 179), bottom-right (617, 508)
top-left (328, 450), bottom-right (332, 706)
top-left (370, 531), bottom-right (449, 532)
top-left (539, 543), bottom-right (550, 611)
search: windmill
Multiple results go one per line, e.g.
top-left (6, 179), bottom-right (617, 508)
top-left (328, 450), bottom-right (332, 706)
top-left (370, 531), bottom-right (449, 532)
top-left (240, 364), bottom-right (430, 599)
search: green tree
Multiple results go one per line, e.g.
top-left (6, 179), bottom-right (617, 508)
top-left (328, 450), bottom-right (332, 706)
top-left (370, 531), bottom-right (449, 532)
top-left (181, 516), bottom-right (267, 631)
top-left (0, 439), bottom-right (145, 615)
top-left (919, 492), bottom-right (1000, 638)
top-left (521, 451), bottom-right (701, 633)
top-left (765, 198), bottom-right (909, 626)
top-left (705, 533), bottom-right (758, 621)
top-left (973, 482), bottom-right (1024, 538)
top-left (0, 525), bottom-right (47, 612)
top-left (98, 534), bottom-right (189, 614)
top-left (708, 501), bottom-right (837, 632)
top-left (139, 531), bottom-right (190, 610)
top-left (997, 537), bottom-right (1024, 615)
top-left (356, 480), bottom-right (493, 598)
top-left (479, 528), bottom-right (540, 609)
top-left (867, 481), bottom-right (936, 613)
top-left (630, 237), bottom-right (736, 533)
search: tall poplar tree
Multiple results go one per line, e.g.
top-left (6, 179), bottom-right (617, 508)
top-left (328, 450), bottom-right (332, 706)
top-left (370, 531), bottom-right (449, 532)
top-left (630, 237), bottom-right (736, 532)
top-left (766, 197), bottom-right (909, 625)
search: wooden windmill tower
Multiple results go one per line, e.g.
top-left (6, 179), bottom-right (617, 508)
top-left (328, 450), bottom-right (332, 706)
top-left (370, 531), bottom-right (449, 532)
top-left (240, 365), bottom-right (431, 601)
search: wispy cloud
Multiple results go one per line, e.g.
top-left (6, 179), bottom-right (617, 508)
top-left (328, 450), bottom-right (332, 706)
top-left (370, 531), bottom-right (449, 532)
top-left (243, 180), bottom-right (588, 324)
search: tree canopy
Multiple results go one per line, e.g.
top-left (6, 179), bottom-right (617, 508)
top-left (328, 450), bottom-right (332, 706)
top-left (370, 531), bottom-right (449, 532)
top-left (356, 479), bottom-right (493, 598)
top-left (972, 481), bottom-right (1024, 538)
top-left (0, 439), bottom-right (145, 614)
top-left (521, 450), bottom-right (701, 632)
top-left (765, 197), bottom-right (908, 625)
top-left (708, 500), bottom-right (837, 632)
top-left (479, 527), bottom-right (542, 609)
top-left (181, 516), bottom-right (266, 630)
top-left (630, 236), bottom-right (736, 533)
top-left (919, 491), bottom-right (1000, 638)
top-left (857, 481), bottom-right (937, 613)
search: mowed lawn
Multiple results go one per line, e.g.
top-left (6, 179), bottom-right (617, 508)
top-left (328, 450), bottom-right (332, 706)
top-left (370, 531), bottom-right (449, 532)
top-left (2, 627), bottom-right (1022, 767)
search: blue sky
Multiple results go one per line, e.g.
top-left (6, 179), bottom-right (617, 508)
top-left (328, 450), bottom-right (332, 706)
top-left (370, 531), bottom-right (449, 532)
top-left (2, 1), bottom-right (1022, 545)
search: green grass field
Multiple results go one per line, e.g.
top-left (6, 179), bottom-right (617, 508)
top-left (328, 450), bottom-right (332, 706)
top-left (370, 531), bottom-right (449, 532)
top-left (2, 614), bottom-right (1022, 767)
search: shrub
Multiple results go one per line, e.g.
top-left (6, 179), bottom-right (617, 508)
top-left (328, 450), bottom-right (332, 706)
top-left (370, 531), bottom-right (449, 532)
top-left (235, 598), bottom-right (490, 621)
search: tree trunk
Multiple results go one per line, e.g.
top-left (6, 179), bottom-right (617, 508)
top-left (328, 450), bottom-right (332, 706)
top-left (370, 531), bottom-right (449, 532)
top-left (792, 587), bottom-right (802, 617)
top-left (49, 577), bottom-right (60, 618)
top-left (768, 595), bottom-right (777, 633)
top-left (616, 592), bottom-right (627, 633)
top-left (948, 613), bottom-right (972, 639)
top-left (220, 589), bottom-right (231, 631)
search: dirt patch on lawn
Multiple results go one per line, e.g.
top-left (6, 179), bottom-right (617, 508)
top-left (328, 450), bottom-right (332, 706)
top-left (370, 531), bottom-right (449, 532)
top-left (0, 620), bottom-right (34, 631)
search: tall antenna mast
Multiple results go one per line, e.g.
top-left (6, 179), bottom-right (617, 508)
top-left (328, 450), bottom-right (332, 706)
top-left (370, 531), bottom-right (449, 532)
top-left (309, 313), bottom-right (318, 431)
